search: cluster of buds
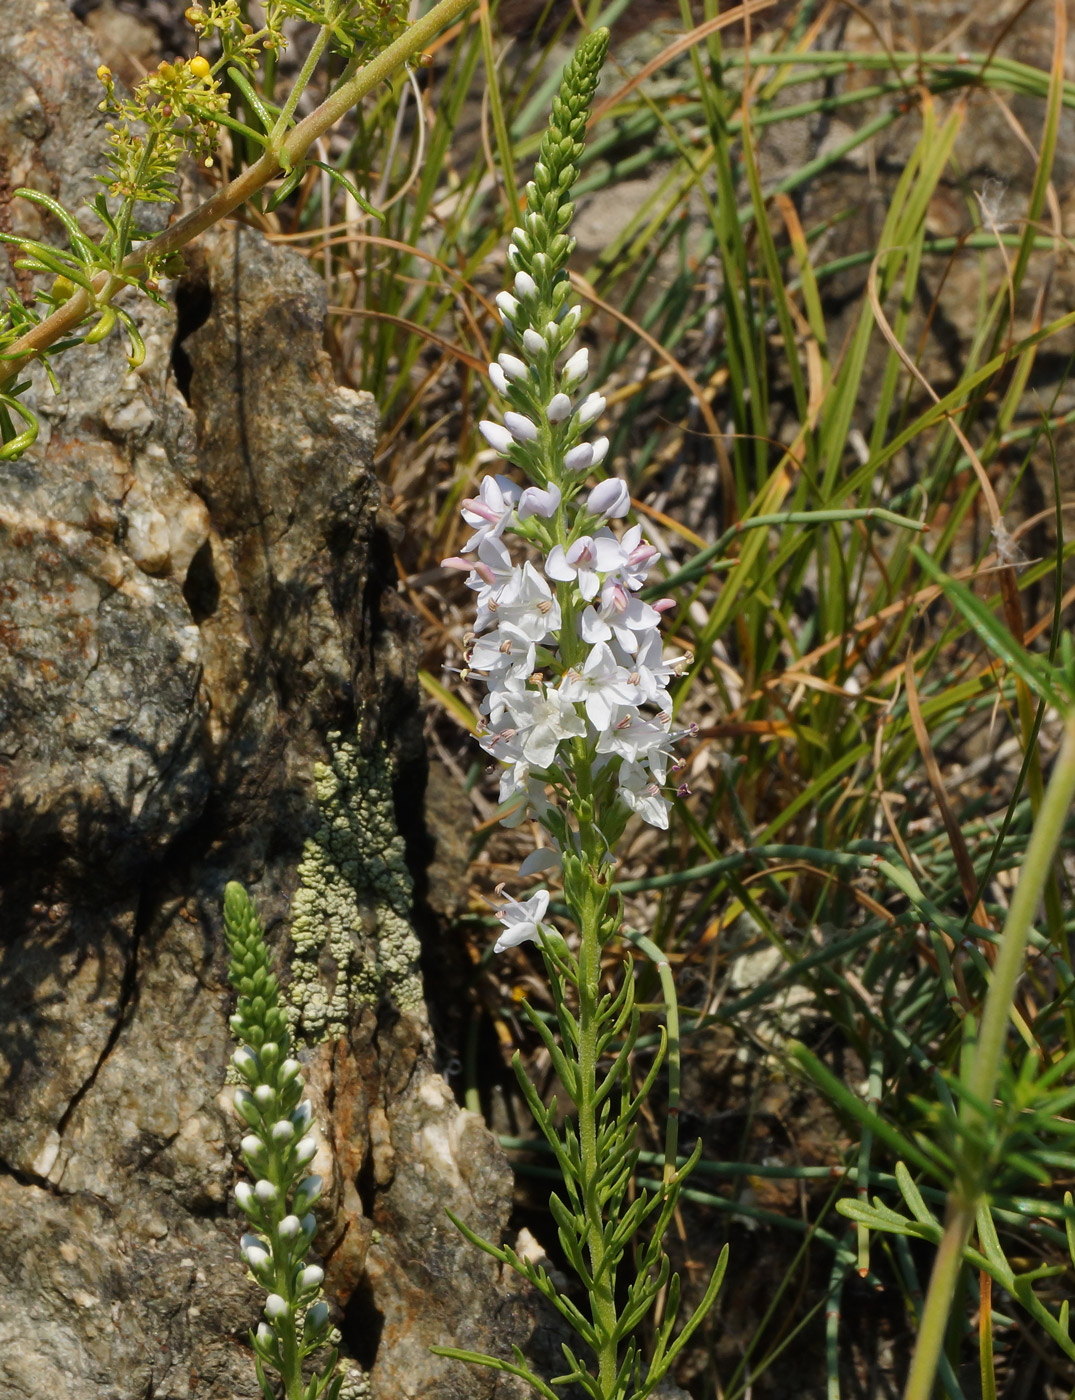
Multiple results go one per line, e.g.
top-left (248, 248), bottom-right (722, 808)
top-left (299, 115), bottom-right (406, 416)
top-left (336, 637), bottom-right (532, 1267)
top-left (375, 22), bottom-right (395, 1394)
top-left (223, 883), bottom-right (341, 1399)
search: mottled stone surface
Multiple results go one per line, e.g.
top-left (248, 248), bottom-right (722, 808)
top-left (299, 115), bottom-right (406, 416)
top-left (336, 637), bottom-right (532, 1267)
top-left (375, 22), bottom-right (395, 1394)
top-left (0, 5), bottom-right (525, 1398)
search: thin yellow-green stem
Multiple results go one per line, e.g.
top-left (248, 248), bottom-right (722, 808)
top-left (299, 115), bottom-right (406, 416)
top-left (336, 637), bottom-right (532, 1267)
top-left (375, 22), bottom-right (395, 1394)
top-left (902, 714), bottom-right (1075, 1400)
top-left (0, 0), bottom-right (476, 389)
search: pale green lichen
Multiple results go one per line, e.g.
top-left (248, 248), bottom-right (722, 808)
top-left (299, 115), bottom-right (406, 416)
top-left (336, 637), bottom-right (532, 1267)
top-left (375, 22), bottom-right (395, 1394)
top-left (287, 729), bottom-right (423, 1039)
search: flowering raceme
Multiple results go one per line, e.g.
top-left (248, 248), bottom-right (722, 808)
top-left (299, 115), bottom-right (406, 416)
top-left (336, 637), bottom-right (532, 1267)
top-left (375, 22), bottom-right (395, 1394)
top-left (444, 192), bottom-right (690, 956)
top-left (437, 33), bottom-right (725, 1400)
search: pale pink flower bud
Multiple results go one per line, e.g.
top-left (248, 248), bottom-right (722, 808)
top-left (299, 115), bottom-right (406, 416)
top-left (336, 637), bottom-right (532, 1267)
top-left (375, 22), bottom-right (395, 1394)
top-left (588, 478), bottom-right (630, 518)
top-left (564, 443), bottom-right (594, 472)
top-left (654, 598), bottom-right (676, 613)
top-left (518, 483), bottom-right (561, 519)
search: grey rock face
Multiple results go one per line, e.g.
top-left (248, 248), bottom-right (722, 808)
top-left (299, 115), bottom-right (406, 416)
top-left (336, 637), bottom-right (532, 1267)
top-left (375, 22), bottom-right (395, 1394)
top-left (0, 5), bottom-right (525, 1398)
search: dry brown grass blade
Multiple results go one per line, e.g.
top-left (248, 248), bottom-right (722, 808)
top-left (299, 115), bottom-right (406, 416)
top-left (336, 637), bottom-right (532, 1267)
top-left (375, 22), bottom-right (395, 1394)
top-left (327, 304), bottom-right (488, 371)
top-left (902, 650), bottom-right (993, 937)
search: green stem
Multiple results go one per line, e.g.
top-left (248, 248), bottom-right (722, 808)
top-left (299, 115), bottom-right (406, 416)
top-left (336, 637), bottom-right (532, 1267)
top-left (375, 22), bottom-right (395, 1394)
top-left (113, 131), bottom-right (160, 270)
top-left (902, 1199), bottom-right (976, 1400)
top-left (575, 845), bottom-right (619, 1398)
top-left (269, 18), bottom-right (334, 150)
top-left (902, 714), bottom-right (1075, 1400)
top-left (0, 0), bottom-right (476, 388)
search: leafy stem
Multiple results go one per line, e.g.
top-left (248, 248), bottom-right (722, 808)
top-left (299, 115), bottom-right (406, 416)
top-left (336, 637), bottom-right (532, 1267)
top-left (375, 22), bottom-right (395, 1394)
top-left (0, 0), bottom-right (476, 392)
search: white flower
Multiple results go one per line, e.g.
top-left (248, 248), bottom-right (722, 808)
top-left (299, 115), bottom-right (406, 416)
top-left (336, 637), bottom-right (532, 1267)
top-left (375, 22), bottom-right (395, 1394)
top-left (461, 475), bottom-right (519, 551)
top-left (467, 623), bottom-right (536, 680)
top-left (619, 629), bottom-right (681, 711)
top-left (545, 536), bottom-right (601, 600)
top-left (596, 710), bottom-right (671, 764)
top-left (518, 846), bottom-right (562, 878)
top-left (579, 593), bottom-right (662, 654)
top-left (558, 642), bottom-right (641, 730)
top-left (493, 888), bottom-right (553, 953)
top-left (503, 684), bottom-right (586, 767)
top-left (617, 759), bottom-right (671, 829)
top-left (494, 561), bottom-right (561, 641)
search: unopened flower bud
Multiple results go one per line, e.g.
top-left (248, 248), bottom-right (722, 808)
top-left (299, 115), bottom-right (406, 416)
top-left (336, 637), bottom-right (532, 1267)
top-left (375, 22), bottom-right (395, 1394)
top-left (546, 393), bottom-right (572, 423)
top-left (254, 1084), bottom-right (274, 1107)
top-left (562, 347), bottom-right (589, 385)
top-left (291, 1101), bottom-right (313, 1131)
top-left (235, 1182), bottom-right (255, 1212)
top-left (588, 478), bottom-right (630, 518)
top-left (271, 1120), bottom-right (295, 1143)
top-left (255, 1179), bottom-right (278, 1204)
top-left (518, 483), bottom-right (561, 520)
top-left (255, 1322), bottom-right (274, 1348)
top-left (189, 55), bottom-right (211, 79)
top-left (498, 353), bottom-right (528, 381)
top-left (590, 435), bottom-right (610, 466)
top-left (245, 1244), bottom-right (271, 1272)
top-left (259, 1042), bottom-right (279, 1064)
top-left (264, 1294), bottom-right (289, 1320)
top-left (479, 420), bottom-right (513, 455)
top-left (577, 392), bottom-right (606, 427)
top-left (294, 1136), bottom-right (317, 1166)
top-left (241, 1134), bottom-right (263, 1158)
top-left (277, 1214), bottom-right (301, 1240)
top-left (504, 411), bottom-right (538, 443)
top-left (279, 1058), bottom-right (301, 1082)
top-left (233, 1048), bottom-right (258, 1081)
top-left (304, 1301), bottom-right (330, 1336)
top-left (299, 1265), bottom-right (325, 1290)
top-left (495, 292), bottom-right (520, 323)
top-left (522, 329), bottom-right (545, 357)
top-left (293, 1176), bottom-right (323, 1212)
top-left (488, 362), bottom-right (508, 395)
top-left (564, 443), bottom-right (594, 472)
top-left (514, 270), bottom-right (538, 299)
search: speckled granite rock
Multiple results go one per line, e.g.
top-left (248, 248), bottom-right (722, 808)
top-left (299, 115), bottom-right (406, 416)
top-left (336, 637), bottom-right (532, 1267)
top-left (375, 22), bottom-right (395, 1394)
top-left (0, 5), bottom-right (526, 1398)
